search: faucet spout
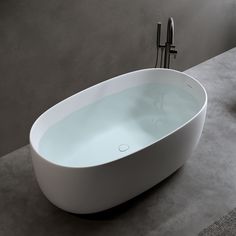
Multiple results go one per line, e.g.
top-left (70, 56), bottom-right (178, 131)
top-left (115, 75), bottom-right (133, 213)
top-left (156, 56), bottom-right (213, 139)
top-left (167, 17), bottom-right (174, 44)
top-left (164, 17), bottom-right (177, 68)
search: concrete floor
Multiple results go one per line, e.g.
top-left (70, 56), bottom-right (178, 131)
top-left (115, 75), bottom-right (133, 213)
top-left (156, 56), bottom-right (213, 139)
top-left (0, 48), bottom-right (236, 236)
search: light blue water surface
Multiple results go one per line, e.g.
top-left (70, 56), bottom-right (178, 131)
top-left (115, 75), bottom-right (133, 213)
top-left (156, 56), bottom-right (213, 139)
top-left (39, 83), bottom-right (200, 167)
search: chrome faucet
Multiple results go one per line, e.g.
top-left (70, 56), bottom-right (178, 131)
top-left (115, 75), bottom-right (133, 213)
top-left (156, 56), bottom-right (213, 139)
top-left (154, 17), bottom-right (177, 68)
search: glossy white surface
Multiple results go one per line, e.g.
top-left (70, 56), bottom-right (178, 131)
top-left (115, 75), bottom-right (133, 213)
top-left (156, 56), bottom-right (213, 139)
top-left (30, 68), bottom-right (207, 214)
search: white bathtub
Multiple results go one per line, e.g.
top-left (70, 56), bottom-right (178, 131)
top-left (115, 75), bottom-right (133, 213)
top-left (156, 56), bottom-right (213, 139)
top-left (30, 68), bottom-right (207, 214)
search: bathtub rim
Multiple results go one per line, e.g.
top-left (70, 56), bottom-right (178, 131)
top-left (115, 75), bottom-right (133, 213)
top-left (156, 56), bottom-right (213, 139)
top-left (30, 68), bottom-right (207, 169)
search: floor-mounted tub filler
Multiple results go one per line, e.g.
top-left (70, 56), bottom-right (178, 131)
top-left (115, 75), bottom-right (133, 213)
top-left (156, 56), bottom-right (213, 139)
top-left (30, 69), bottom-right (207, 214)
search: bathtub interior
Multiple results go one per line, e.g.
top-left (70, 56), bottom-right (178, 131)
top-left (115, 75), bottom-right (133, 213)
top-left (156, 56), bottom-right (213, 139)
top-left (30, 69), bottom-right (207, 168)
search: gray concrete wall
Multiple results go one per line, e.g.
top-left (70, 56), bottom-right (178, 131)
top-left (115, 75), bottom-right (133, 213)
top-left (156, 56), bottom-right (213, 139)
top-left (1, 0), bottom-right (236, 156)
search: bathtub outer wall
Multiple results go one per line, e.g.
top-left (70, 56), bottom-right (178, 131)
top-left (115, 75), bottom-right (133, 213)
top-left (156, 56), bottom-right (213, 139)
top-left (31, 104), bottom-right (207, 214)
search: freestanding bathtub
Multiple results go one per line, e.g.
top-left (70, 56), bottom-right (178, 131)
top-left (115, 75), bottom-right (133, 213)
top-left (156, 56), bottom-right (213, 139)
top-left (30, 68), bottom-right (207, 214)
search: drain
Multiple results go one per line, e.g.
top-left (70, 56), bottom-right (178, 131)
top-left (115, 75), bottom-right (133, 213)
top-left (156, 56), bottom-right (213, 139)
top-left (118, 144), bottom-right (129, 152)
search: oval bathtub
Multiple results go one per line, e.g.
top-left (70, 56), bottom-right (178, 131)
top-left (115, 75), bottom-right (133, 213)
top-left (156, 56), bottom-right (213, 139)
top-left (30, 68), bottom-right (207, 214)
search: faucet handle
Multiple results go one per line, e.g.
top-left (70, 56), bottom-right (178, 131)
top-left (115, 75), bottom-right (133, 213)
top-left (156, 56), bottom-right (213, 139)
top-left (170, 48), bottom-right (178, 59)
